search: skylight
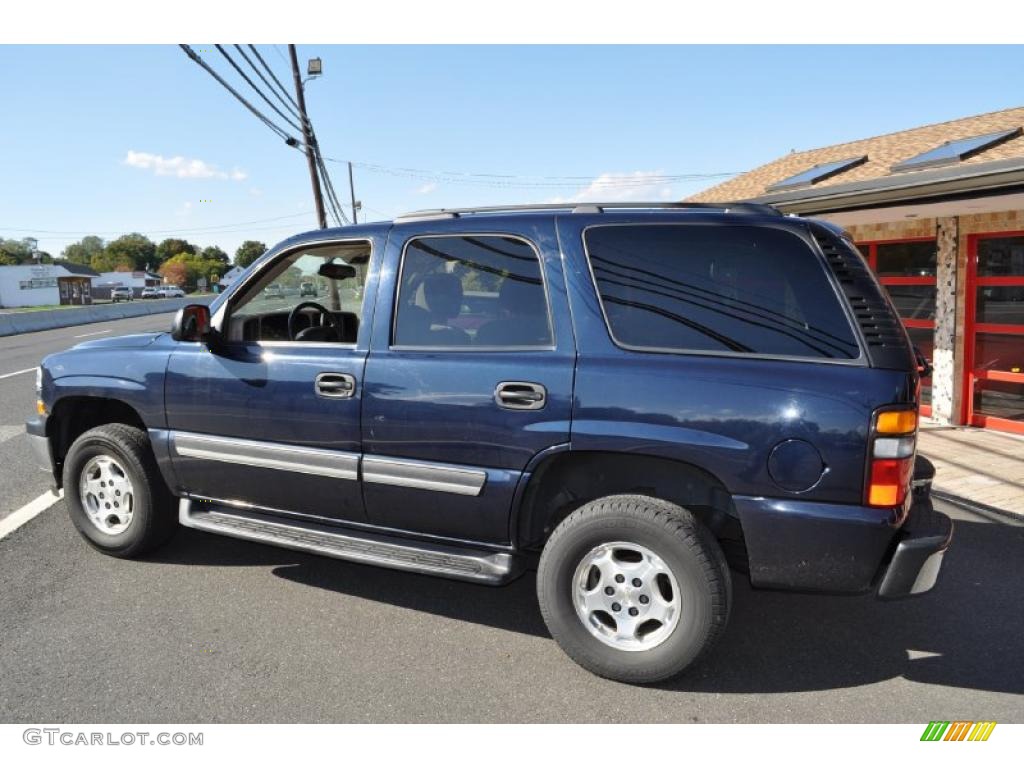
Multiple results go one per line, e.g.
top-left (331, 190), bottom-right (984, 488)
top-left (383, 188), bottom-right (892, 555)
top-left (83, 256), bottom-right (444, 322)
top-left (891, 128), bottom-right (1022, 172)
top-left (766, 156), bottom-right (868, 192)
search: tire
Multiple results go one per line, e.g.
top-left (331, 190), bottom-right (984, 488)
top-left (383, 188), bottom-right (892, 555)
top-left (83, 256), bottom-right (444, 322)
top-left (537, 494), bottom-right (731, 684)
top-left (62, 423), bottom-right (177, 558)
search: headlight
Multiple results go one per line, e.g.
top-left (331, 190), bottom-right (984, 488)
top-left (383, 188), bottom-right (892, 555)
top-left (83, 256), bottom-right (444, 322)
top-left (35, 366), bottom-right (42, 395)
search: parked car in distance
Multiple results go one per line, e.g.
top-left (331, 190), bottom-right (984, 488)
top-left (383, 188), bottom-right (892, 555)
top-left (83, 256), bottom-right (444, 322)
top-left (159, 286), bottom-right (186, 298)
top-left (299, 280), bottom-right (317, 297)
top-left (140, 287), bottom-right (161, 299)
top-left (109, 287), bottom-right (133, 303)
top-left (27, 201), bottom-right (952, 685)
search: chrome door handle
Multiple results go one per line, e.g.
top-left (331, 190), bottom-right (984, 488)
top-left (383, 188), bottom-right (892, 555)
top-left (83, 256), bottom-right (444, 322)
top-left (495, 381), bottom-right (546, 410)
top-left (315, 372), bottom-right (356, 399)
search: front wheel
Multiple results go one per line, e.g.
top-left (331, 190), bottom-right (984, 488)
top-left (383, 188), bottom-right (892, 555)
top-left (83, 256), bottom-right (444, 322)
top-left (63, 424), bottom-right (177, 558)
top-left (537, 494), bottom-right (731, 684)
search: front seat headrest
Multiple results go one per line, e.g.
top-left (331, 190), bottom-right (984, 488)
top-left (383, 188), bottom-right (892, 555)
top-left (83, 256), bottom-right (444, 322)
top-left (422, 272), bottom-right (464, 322)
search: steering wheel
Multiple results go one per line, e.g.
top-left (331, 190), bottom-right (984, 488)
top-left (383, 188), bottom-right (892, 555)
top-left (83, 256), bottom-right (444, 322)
top-left (288, 301), bottom-right (342, 342)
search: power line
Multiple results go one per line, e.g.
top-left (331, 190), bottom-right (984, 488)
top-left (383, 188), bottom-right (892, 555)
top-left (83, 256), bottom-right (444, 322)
top-left (247, 45), bottom-right (301, 114)
top-left (329, 158), bottom-right (737, 181)
top-left (0, 211), bottom-right (316, 237)
top-left (313, 139), bottom-right (350, 226)
top-left (233, 44), bottom-right (302, 125)
top-left (319, 157), bottom-right (737, 189)
top-left (214, 44), bottom-right (303, 134)
top-left (178, 44), bottom-right (298, 145)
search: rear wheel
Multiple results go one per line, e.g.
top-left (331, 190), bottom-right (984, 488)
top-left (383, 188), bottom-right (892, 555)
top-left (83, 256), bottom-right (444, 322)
top-left (537, 494), bottom-right (731, 684)
top-left (63, 424), bottom-right (176, 558)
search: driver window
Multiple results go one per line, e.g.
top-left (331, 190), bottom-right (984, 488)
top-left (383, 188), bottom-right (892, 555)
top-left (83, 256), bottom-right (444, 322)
top-left (227, 241), bottom-right (370, 344)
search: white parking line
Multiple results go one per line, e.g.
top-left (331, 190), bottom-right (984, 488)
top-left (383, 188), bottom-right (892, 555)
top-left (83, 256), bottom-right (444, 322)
top-left (0, 491), bottom-right (62, 542)
top-left (73, 329), bottom-right (111, 338)
top-left (0, 367), bottom-right (34, 381)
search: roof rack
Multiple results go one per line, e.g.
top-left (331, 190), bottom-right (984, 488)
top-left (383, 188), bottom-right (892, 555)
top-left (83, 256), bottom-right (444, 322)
top-left (393, 201), bottom-right (782, 223)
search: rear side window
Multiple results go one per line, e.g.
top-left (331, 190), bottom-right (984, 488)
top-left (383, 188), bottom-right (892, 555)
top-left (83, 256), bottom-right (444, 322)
top-left (394, 235), bottom-right (553, 348)
top-left (584, 224), bottom-right (860, 360)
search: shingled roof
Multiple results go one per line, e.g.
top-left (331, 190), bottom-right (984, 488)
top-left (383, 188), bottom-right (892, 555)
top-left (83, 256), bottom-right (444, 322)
top-left (689, 106), bottom-right (1024, 204)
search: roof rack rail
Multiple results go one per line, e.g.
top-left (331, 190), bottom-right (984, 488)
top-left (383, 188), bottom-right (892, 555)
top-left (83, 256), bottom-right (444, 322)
top-left (393, 201), bottom-right (782, 223)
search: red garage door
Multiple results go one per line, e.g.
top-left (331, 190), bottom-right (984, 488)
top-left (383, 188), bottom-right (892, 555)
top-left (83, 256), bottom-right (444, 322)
top-left (858, 238), bottom-right (937, 418)
top-left (965, 232), bottom-right (1024, 434)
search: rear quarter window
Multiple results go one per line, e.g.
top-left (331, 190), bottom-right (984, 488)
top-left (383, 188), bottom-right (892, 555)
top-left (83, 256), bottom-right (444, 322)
top-left (584, 224), bottom-right (860, 360)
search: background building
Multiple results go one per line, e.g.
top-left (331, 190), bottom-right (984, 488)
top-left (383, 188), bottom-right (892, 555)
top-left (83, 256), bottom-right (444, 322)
top-left (691, 106), bottom-right (1024, 434)
top-left (217, 265), bottom-right (245, 292)
top-left (0, 262), bottom-right (98, 308)
top-left (90, 270), bottom-right (162, 300)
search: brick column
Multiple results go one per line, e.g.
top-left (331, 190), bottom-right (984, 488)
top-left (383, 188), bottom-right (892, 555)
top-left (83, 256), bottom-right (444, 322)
top-left (931, 216), bottom-right (958, 423)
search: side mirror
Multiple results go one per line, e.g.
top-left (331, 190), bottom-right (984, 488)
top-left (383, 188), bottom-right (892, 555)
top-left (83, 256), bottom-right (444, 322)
top-left (171, 304), bottom-right (211, 342)
top-left (913, 345), bottom-right (933, 379)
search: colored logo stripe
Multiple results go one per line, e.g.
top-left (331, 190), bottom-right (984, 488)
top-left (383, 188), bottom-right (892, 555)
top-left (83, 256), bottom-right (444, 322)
top-left (920, 721), bottom-right (996, 741)
top-left (969, 722), bottom-right (997, 741)
top-left (944, 722), bottom-right (973, 741)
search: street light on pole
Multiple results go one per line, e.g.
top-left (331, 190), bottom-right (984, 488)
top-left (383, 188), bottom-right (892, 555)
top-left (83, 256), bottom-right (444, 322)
top-left (288, 45), bottom-right (327, 230)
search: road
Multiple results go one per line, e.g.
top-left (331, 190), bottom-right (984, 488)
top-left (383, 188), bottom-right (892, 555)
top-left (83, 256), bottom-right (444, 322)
top-left (0, 313), bottom-right (176, 522)
top-left (0, 315), bottom-right (1022, 722)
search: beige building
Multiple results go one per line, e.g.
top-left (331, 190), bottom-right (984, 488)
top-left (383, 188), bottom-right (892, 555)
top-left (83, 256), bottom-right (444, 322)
top-left (691, 106), bottom-right (1024, 434)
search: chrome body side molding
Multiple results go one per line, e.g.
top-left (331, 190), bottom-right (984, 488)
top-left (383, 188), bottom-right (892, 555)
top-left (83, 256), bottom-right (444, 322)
top-left (170, 431), bottom-right (359, 481)
top-left (169, 431), bottom-right (488, 496)
top-left (362, 456), bottom-right (487, 497)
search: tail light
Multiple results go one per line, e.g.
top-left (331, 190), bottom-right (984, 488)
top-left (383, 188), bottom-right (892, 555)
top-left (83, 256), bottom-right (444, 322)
top-left (866, 407), bottom-right (917, 508)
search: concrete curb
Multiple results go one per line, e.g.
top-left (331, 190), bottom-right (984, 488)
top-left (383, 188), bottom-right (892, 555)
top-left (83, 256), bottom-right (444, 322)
top-left (931, 488), bottom-right (1023, 525)
top-left (0, 296), bottom-right (213, 337)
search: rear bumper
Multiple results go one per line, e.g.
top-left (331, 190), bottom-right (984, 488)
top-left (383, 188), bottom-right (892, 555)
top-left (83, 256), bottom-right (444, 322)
top-left (877, 497), bottom-right (953, 599)
top-left (734, 456), bottom-right (952, 596)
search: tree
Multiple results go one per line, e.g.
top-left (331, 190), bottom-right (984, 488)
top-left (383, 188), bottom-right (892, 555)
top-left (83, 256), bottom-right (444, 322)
top-left (62, 236), bottom-right (105, 265)
top-left (234, 240), bottom-right (267, 268)
top-left (0, 251), bottom-right (19, 266)
top-left (155, 238), bottom-right (196, 265)
top-left (90, 250), bottom-right (134, 273)
top-left (158, 252), bottom-right (225, 290)
top-left (159, 260), bottom-right (189, 287)
top-left (199, 245), bottom-right (229, 266)
top-left (0, 238), bottom-right (33, 264)
top-left (105, 233), bottom-right (156, 271)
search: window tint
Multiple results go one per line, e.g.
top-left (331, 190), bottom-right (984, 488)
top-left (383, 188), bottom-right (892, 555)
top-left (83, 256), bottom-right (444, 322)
top-left (584, 224), bottom-right (860, 359)
top-left (394, 236), bottom-right (552, 348)
top-left (884, 284), bottom-right (936, 321)
top-left (978, 236), bottom-right (1024, 277)
top-left (875, 240), bottom-right (937, 277)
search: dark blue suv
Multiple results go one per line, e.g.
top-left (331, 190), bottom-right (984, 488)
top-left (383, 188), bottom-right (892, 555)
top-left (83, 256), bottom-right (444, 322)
top-left (26, 202), bottom-right (952, 683)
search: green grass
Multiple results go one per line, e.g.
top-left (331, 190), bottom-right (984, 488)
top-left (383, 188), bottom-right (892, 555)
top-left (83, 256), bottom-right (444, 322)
top-left (0, 303), bottom-right (85, 314)
top-left (0, 294), bottom-right (211, 314)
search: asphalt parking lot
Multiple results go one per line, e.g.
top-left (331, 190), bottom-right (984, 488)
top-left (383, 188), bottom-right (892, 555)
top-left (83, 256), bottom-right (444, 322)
top-left (1, 315), bottom-right (1022, 722)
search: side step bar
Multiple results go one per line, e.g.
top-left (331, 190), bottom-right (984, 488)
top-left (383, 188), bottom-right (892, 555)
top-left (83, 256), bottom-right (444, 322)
top-left (178, 499), bottom-right (520, 585)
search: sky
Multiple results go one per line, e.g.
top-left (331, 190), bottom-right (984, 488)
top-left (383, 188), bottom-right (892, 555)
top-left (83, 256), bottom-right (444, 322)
top-left (1, 44), bottom-right (1022, 260)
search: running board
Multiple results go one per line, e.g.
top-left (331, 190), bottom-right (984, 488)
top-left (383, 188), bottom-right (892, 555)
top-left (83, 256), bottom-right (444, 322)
top-left (178, 499), bottom-right (519, 585)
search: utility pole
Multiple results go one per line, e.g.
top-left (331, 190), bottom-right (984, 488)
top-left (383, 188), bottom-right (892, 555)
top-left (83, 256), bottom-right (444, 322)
top-left (348, 161), bottom-right (359, 224)
top-left (288, 44), bottom-right (327, 229)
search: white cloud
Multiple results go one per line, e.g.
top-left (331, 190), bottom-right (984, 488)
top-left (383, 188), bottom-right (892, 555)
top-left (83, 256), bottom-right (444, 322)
top-left (123, 150), bottom-right (248, 181)
top-left (176, 201), bottom-right (193, 217)
top-left (549, 171), bottom-right (676, 204)
top-left (415, 182), bottom-right (438, 195)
